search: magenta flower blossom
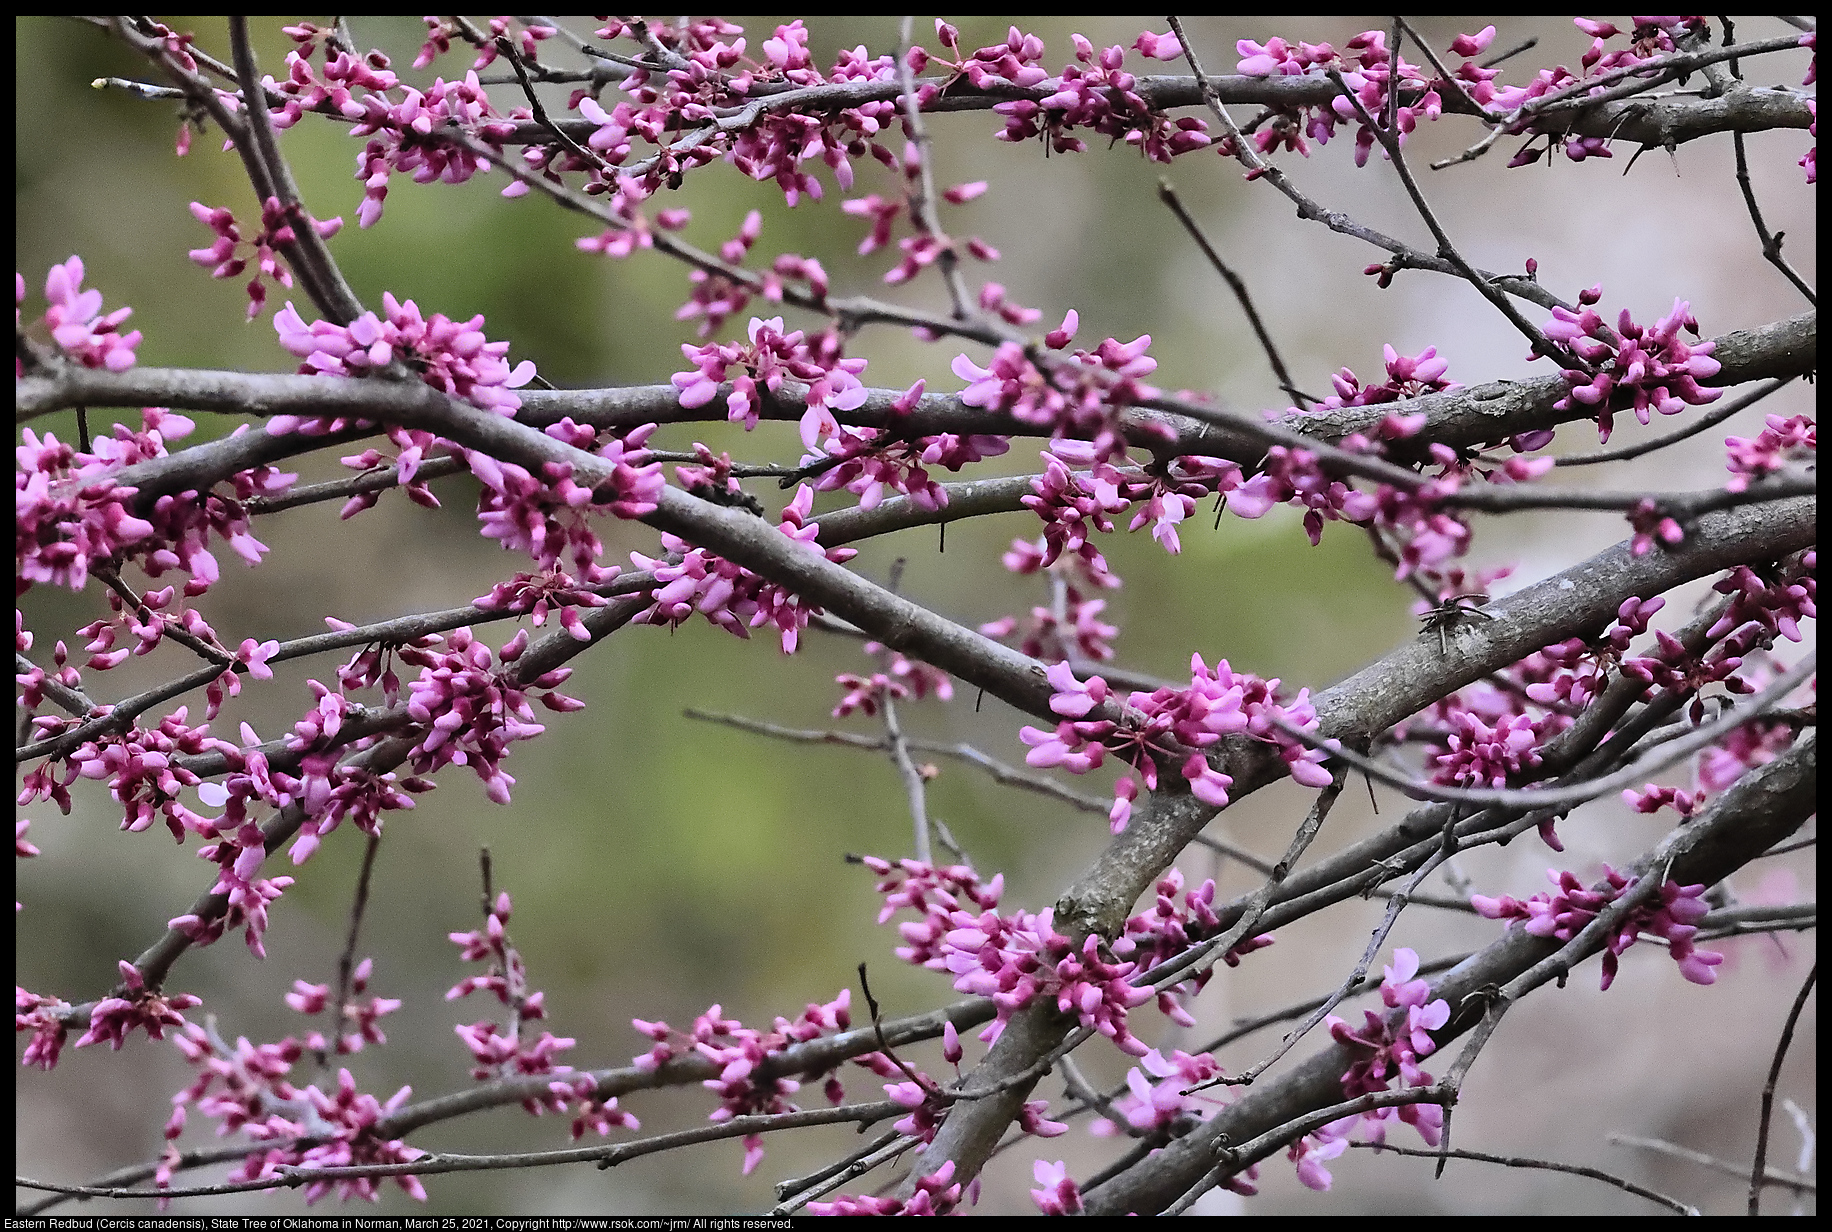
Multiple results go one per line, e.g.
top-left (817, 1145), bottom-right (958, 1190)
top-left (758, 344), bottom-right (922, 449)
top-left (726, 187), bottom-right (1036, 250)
top-left (1091, 1046), bottom-right (1231, 1141)
top-left (37, 256), bottom-right (142, 371)
top-left (862, 856), bottom-right (1155, 1055)
top-left (672, 316), bottom-right (868, 446)
top-left (833, 641), bottom-right (953, 718)
top-left (1235, 31), bottom-right (1443, 166)
top-left (1290, 1124), bottom-right (1352, 1190)
top-left (952, 321), bottom-right (1165, 462)
top-left (188, 198), bottom-right (343, 318)
top-left (996, 35), bottom-right (1211, 163)
top-left (399, 627), bottom-right (583, 806)
top-left (1724, 414), bottom-right (1816, 492)
top-left (807, 380), bottom-right (1010, 511)
top-left (340, 69), bottom-right (517, 228)
top-left (167, 1035), bottom-right (429, 1207)
top-left (273, 294), bottom-right (537, 417)
top-left (1472, 866), bottom-right (1724, 989)
top-left (1120, 869), bottom-right (1273, 1025)
top-left (75, 960), bottom-right (202, 1052)
top-left (16, 988), bottom-right (72, 1070)
top-left (1431, 710), bottom-right (1544, 788)
top-left (446, 892), bottom-right (576, 1084)
top-left (16, 427), bottom-right (157, 593)
top-left (470, 421), bottom-right (664, 576)
top-left (633, 485), bottom-right (856, 653)
top-left (808, 1161), bottom-right (961, 1216)
top-left (1021, 654), bottom-right (1330, 832)
top-left (1622, 783), bottom-right (1705, 817)
top-left (629, 991), bottom-right (853, 1176)
top-left (1299, 947), bottom-right (1449, 1186)
top-left (981, 583), bottom-right (1119, 664)
top-left (475, 568), bottom-right (612, 643)
top-left (1031, 1159), bottom-right (1085, 1215)
top-left (1707, 559), bottom-right (1815, 647)
top-left (1541, 294), bottom-right (1722, 441)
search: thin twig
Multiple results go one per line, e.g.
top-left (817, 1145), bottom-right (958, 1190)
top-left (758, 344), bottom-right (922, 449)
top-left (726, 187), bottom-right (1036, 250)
top-left (1166, 16), bottom-right (1565, 313)
top-left (880, 559), bottom-right (932, 863)
top-left (1157, 177), bottom-right (1308, 407)
top-left (1346, 1142), bottom-right (1697, 1215)
top-left (1750, 961), bottom-right (1817, 1215)
top-left (1733, 130), bottom-right (1817, 305)
top-left (318, 832), bottom-right (382, 1070)
top-left (1324, 68), bottom-right (1569, 365)
top-left (895, 15), bottom-right (973, 320)
top-left (1609, 1133), bottom-right (1816, 1193)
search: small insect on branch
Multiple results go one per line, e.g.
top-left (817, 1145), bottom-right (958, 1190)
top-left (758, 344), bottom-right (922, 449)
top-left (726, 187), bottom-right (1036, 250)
top-left (1417, 593), bottom-right (1496, 657)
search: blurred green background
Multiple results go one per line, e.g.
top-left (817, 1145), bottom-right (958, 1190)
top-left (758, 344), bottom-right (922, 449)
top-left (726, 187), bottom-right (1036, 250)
top-left (17, 16), bottom-right (1814, 1217)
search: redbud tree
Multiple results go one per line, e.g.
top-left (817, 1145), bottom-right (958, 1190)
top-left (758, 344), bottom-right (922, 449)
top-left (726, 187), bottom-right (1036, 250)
top-left (14, 14), bottom-right (1817, 1217)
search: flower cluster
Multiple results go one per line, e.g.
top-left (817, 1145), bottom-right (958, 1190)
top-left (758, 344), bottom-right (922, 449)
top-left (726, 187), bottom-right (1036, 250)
top-left (1302, 345), bottom-right (1460, 412)
top-left (632, 485), bottom-right (856, 653)
top-left (994, 31), bottom-right (1212, 163)
top-left (1086, 1047), bottom-right (1263, 1194)
top-left (471, 419), bottom-right (664, 576)
top-left (1622, 782), bottom-right (1705, 817)
top-left (860, 856), bottom-right (1155, 1056)
top-left (1235, 29), bottom-right (1464, 165)
top-left (1472, 866), bottom-right (1723, 989)
top-left (1031, 1158), bottom-right (1085, 1215)
top-left (1724, 414), bottom-right (1816, 492)
top-left (1609, 557), bottom-right (1814, 731)
top-left (631, 991), bottom-right (854, 1175)
top-left (27, 256), bottom-right (142, 372)
top-left (175, 807), bottom-right (298, 960)
top-left (563, 19), bottom-right (906, 205)
top-left (803, 378), bottom-right (1012, 512)
top-left (1542, 292), bottom-right (1723, 441)
top-left (274, 294), bottom-right (538, 417)
top-left (74, 960), bottom-right (203, 1053)
top-left (1707, 557), bottom-right (1815, 648)
top-left (399, 627), bottom-right (584, 806)
top-left (53, 707), bottom-right (232, 839)
top-left (1430, 709), bottom-right (1545, 788)
top-left (808, 1160), bottom-right (963, 1216)
top-left (673, 316), bottom-right (867, 447)
top-left (1091, 1045), bottom-right (1230, 1134)
top-left (447, 892), bottom-right (578, 1084)
top-left (168, 1014), bottom-right (428, 1206)
top-left (953, 313), bottom-right (1164, 462)
top-left (1120, 869), bottom-right (1273, 1026)
top-left (832, 641), bottom-right (953, 719)
top-left (1492, 19), bottom-right (1712, 165)
top-left (844, 139), bottom-right (1000, 285)
top-left (474, 568), bottom-right (613, 642)
top-left (573, 172), bottom-right (696, 259)
top-left (1021, 656), bottom-right (1330, 833)
top-left (1020, 449), bottom-right (1132, 578)
top-left (981, 582), bottom-right (1120, 664)
top-left (447, 880), bottom-right (638, 1136)
top-left (19, 403), bottom-right (279, 599)
top-left (285, 959), bottom-right (402, 1058)
top-left (16, 987), bottom-right (73, 1071)
top-left (1291, 948), bottom-right (1448, 1190)
top-left (353, 75), bottom-right (518, 227)
top-left (187, 198), bottom-right (344, 319)
top-left (16, 426), bottom-right (156, 593)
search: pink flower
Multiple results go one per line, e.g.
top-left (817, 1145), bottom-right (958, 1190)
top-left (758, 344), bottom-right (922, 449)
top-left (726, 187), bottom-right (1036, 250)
top-left (39, 257), bottom-right (142, 371)
top-left (1031, 1159), bottom-right (1084, 1215)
